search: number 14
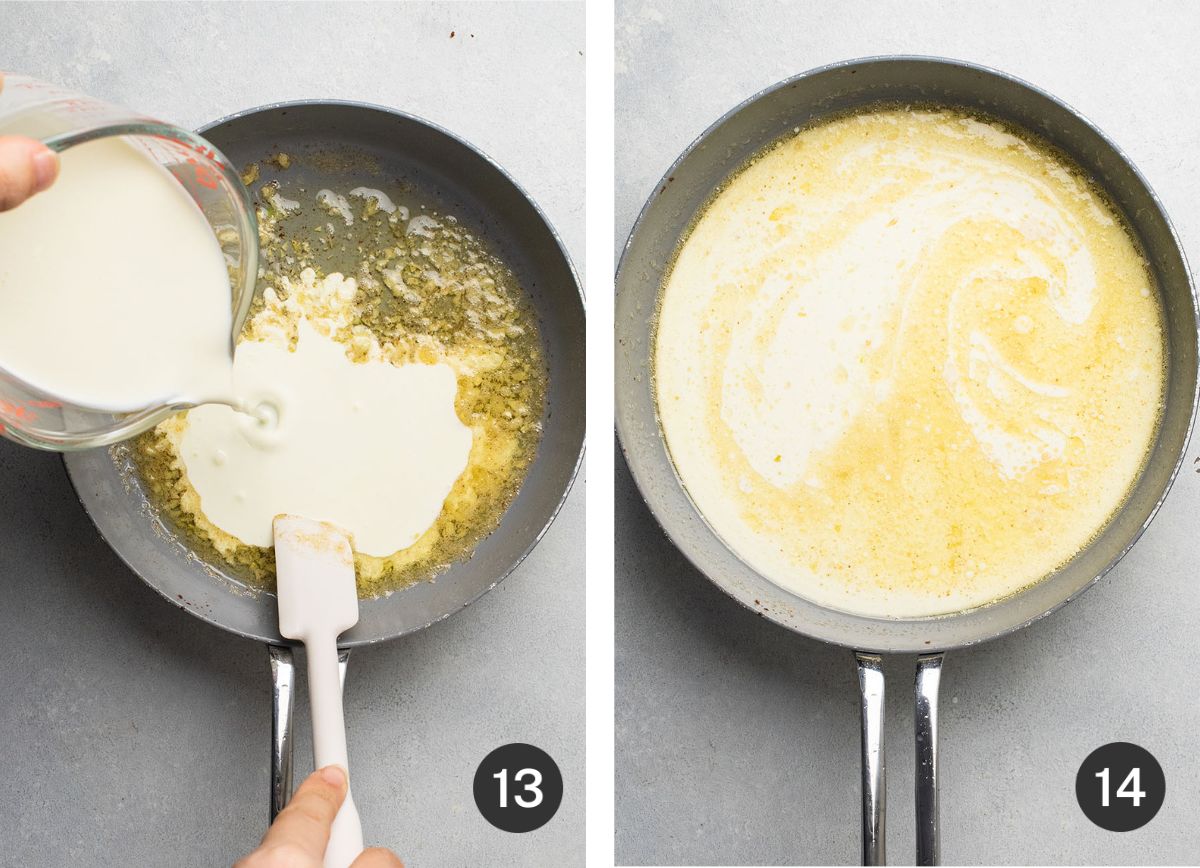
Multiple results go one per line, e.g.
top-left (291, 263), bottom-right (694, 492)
top-left (1096, 767), bottom-right (1145, 807)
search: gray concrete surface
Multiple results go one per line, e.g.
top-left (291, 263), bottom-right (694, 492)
top-left (0, 3), bottom-right (583, 866)
top-left (616, 1), bottom-right (1200, 864)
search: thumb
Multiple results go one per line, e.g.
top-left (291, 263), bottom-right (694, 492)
top-left (0, 136), bottom-right (58, 211)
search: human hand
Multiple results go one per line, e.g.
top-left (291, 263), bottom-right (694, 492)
top-left (235, 766), bottom-right (403, 868)
top-left (0, 73), bottom-right (59, 211)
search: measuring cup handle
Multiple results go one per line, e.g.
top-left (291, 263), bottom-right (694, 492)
top-left (855, 652), bottom-right (887, 866)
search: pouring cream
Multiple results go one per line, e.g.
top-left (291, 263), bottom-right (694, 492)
top-left (0, 138), bottom-right (475, 560)
top-left (181, 315), bottom-right (471, 557)
top-left (0, 136), bottom-right (236, 411)
top-left (169, 267), bottom-right (472, 559)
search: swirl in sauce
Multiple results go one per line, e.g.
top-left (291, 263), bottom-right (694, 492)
top-left (655, 108), bottom-right (1165, 618)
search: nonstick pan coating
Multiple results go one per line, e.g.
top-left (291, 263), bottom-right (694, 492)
top-left (616, 57), bottom-right (1199, 654)
top-left (65, 101), bottom-right (585, 646)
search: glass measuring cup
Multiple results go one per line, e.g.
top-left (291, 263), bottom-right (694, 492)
top-left (0, 74), bottom-right (258, 451)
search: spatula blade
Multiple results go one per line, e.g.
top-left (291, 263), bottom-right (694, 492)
top-left (273, 515), bottom-right (359, 641)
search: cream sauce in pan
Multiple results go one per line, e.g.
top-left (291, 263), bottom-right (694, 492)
top-left (655, 108), bottom-right (1165, 618)
top-left (180, 284), bottom-right (472, 557)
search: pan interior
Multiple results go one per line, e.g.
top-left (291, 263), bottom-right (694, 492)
top-left (616, 58), bottom-right (1198, 653)
top-left (130, 128), bottom-right (547, 599)
top-left (66, 103), bottom-right (585, 646)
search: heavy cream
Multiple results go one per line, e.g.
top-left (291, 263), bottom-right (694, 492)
top-left (0, 136), bottom-right (235, 411)
top-left (655, 109), bottom-right (1165, 618)
top-left (178, 271), bottom-right (472, 558)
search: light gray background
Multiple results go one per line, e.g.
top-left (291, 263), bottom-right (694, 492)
top-left (616, 1), bottom-right (1200, 865)
top-left (0, 3), bottom-right (583, 866)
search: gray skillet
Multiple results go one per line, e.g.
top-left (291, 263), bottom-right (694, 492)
top-left (615, 57), bottom-right (1198, 864)
top-left (65, 100), bottom-right (585, 817)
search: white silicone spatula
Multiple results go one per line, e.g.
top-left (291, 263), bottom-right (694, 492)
top-left (274, 515), bottom-right (364, 868)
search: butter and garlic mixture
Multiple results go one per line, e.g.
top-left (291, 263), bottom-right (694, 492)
top-left (130, 157), bottom-right (546, 597)
top-left (655, 108), bottom-right (1165, 617)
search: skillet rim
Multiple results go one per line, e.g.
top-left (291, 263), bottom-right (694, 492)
top-left (64, 98), bottom-right (586, 647)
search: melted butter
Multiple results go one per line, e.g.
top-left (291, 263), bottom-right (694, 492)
top-left (655, 108), bottom-right (1166, 618)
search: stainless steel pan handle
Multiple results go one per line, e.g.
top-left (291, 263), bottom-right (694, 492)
top-left (915, 653), bottom-right (944, 866)
top-left (855, 653), bottom-right (886, 866)
top-left (269, 644), bottom-right (352, 820)
top-left (855, 652), bottom-right (946, 866)
top-left (269, 644), bottom-right (296, 821)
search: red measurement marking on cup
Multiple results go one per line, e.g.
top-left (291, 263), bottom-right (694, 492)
top-left (192, 162), bottom-right (220, 189)
top-left (154, 134), bottom-right (225, 190)
top-left (0, 400), bottom-right (36, 421)
top-left (157, 134), bottom-right (226, 168)
top-left (0, 399), bottom-right (58, 422)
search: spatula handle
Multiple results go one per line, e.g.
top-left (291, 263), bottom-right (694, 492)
top-left (307, 632), bottom-right (364, 868)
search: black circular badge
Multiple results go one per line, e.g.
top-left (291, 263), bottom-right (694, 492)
top-left (1075, 742), bottom-right (1165, 832)
top-left (473, 743), bottom-right (563, 833)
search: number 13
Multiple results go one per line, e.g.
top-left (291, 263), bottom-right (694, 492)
top-left (494, 768), bottom-right (544, 808)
